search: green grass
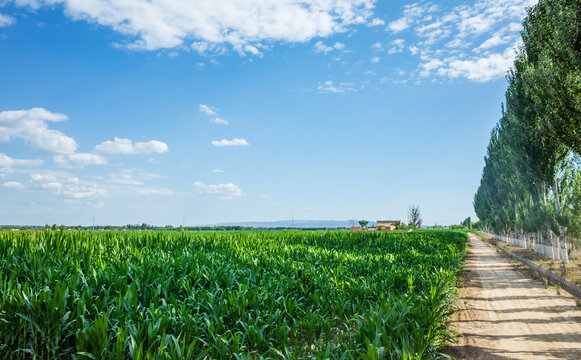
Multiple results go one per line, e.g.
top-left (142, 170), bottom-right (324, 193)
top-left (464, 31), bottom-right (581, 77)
top-left (0, 230), bottom-right (466, 359)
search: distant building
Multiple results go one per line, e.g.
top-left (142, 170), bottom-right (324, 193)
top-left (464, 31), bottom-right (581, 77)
top-left (376, 220), bottom-right (401, 231)
top-left (350, 225), bottom-right (361, 232)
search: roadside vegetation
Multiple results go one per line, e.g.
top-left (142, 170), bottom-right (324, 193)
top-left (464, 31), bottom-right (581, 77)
top-left (474, 0), bottom-right (581, 262)
top-left (0, 230), bottom-right (466, 359)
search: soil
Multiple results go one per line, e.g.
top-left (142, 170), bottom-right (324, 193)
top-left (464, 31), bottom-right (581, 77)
top-left (446, 233), bottom-right (581, 359)
top-left (485, 236), bottom-right (581, 287)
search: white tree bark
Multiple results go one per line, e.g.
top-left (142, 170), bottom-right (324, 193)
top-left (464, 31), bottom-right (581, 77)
top-left (553, 178), bottom-right (569, 263)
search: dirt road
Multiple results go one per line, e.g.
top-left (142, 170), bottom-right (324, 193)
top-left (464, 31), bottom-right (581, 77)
top-left (447, 233), bottom-right (581, 359)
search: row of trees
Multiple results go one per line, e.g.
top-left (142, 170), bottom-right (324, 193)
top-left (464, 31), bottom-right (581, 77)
top-left (474, 0), bottom-right (581, 262)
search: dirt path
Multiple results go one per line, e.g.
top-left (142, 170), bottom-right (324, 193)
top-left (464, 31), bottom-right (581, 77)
top-left (447, 233), bottom-right (581, 359)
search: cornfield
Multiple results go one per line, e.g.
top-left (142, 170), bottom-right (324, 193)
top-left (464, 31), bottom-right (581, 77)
top-left (0, 230), bottom-right (466, 359)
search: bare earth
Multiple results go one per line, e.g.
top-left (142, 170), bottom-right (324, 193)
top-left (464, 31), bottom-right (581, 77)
top-left (447, 233), bottom-right (581, 359)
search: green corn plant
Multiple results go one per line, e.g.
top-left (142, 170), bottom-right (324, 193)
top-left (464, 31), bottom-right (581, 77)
top-left (0, 229), bottom-right (466, 359)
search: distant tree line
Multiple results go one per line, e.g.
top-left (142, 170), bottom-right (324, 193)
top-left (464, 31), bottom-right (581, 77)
top-left (474, 0), bottom-right (581, 262)
top-left (0, 224), bottom-right (346, 232)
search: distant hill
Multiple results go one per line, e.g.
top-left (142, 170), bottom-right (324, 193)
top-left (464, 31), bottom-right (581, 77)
top-left (212, 220), bottom-right (360, 229)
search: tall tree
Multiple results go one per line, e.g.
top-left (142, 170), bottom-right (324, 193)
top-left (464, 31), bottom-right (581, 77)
top-left (358, 220), bottom-right (369, 230)
top-left (408, 206), bottom-right (422, 230)
top-left (474, 0), bottom-right (581, 263)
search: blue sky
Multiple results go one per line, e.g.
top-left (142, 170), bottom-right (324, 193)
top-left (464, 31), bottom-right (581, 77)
top-left (0, 0), bottom-right (537, 226)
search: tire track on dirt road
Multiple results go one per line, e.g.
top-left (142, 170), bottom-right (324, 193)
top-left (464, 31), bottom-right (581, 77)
top-left (447, 233), bottom-right (581, 359)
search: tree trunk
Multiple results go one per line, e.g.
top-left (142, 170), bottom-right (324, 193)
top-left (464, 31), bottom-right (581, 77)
top-left (553, 177), bottom-right (569, 263)
top-left (528, 232), bottom-right (531, 250)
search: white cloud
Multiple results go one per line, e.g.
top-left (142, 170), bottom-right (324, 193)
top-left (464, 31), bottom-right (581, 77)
top-left (474, 33), bottom-right (510, 52)
top-left (418, 42), bottom-right (517, 81)
top-left (62, 184), bottom-right (105, 199)
top-left (95, 137), bottom-right (168, 154)
top-left (388, 38), bottom-right (405, 54)
top-left (441, 46), bottom-right (517, 82)
top-left (446, 38), bottom-right (469, 48)
top-left (244, 44), bottom-right (261, 56)
top-left (0, 153), bottom-right (43, 168)
top-left (191, 42), bottom-right (228, 55)
top-left (30, 172), bottom-right (105, 199)
top-left (394, 68), bottom-right (407, 76)
top-left (194, 181), bottom-right (243, 199)
top-left (2, 181), bottom-right (24, 189)
top-left (419, 58), bottom-right (446, 77)
top-left (13, 0), bottom-right (376, 52)
top-left (0, 108), bottom-right (77, 154)
top-left (54, 153), bottom-right (107, 168)
top-left (388, 17), bottom-right (409, 32)
top-left (333, 42), bottom-right (345, 50)
top-left (108, 169), bottom-right (162, 185)
top-left (388, 2), bottom-right (436, 32)
top-left (371, 41), bottom-right (382, 49)
top-left (387, 0), bottom-right (534, 82)
top-left (211, 117), bottom-right (229, 125)
top-left (199, 104), bottom-right (217, 115)
top-left (317, 80), bottom-right (358, 93)
top-left (212, 169), bottom-right (224, 173)
top-left (416, 20), bottom-right (451, 45)
top-left (368, 18), bottom-right (384, 26)
top-left (371, 56), bottom-right (380, 63)
top-left (0, 13), bottom-right (15, 27)
top-left (314, 41), bottom-right (334, 53)
top-left (211, 138), bottom-right (250, 147)
top-left (134, 187), bottom-right (173, 196)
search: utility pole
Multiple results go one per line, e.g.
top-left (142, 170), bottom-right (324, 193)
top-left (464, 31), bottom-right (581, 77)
top-left (92, 213), bottom-right (95, 231)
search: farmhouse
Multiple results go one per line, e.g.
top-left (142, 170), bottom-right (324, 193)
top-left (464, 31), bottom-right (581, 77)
top-left (376, 220), bottom-right (401, 231)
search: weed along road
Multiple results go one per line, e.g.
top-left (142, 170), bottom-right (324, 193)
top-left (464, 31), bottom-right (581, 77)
top-left (448, 234), bottom-right (581, 359)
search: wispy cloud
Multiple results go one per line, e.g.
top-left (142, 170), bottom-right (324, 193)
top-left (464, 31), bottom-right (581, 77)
top-left (317, 80), bottom-right (358, 93)
top-left (133, 187), bottom-right (173, 196)
top-left (0, 153), bottom-right (43, 168)
top-left (199, 104), bottom-right (217, 116)
top-left (95, 137), bottom-right (168, 154)
top-left (54, 153), bottom-right (107, 169)
top-left (387, 0), bottom-right (535, 82)
top-left (0, 13), bottom-right (15, 27)
top-left (388, 2), bottom-right (438, 32)
top-left (211, 138), bottom-right (250, 147)
top-left (2, 181), bottom-right (24, 189)
top-left (194, 181), bottom-right (243, 200)
top-left (211, 117), bottom-right (229, 125)
top-left (30, 173), bottom-right (106, 199)
top-left (108, 169), bottom-right (162, 185)
top-left (388, 39), bottom-right (405, 54)
top-left (438, 45), bottom-right (518, 82)
top-left (368, 18), bottom-right (385, 26)
top-left (314, 41), bottom-right (346, 54)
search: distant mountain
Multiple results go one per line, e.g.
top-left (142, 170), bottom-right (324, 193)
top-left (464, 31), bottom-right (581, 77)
top-left (211, 220), bottom-right (360, 229)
